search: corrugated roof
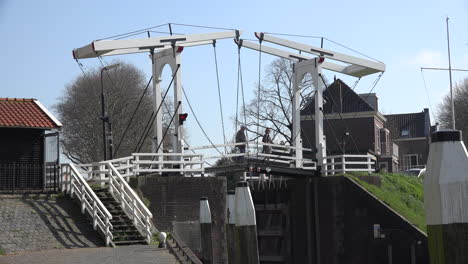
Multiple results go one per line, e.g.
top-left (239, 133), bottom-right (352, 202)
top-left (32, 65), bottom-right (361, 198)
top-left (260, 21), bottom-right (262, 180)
top-left (0, 98), bottom-right (61, 129)
top-left (301, 79), bottom-right (375, 116)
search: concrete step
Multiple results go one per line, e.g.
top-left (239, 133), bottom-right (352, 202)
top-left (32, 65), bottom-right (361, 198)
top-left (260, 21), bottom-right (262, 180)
top-left (113, 239), bottom-right (147, 246)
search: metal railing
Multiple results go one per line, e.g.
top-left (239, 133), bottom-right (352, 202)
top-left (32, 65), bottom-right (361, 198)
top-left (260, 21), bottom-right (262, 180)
top-left (0, 163), bottom-right (59, 192)
top-left (323, 154), bottom-right (376, 176)
top-left (60, 163), bottom-right (113, 246)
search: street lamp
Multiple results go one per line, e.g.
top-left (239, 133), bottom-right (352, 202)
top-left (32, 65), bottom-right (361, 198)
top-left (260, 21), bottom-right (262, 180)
top-left (100, 63), bottom-right (120, 161)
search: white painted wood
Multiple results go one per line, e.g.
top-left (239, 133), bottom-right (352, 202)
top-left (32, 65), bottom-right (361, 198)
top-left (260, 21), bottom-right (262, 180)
top-left (257, 33), bottom-right (385, 75)
top-left (200, 199), bottom-right (212, 224)
top-left (235, 184), bottom-right (256, 226)
top-left (424, 140), bottom-right (468, 225)
top-left (73, 31), bottom-right (240, 59)
top-left (93, 31), bottom-right (239, 52)
top-left (33, 100), bottom-right (63, 127)
top-left (60, 163), bottom-right (113, 244)
top-left (236, 39), bottom-right (373, 78)
top-left (227, 192), bottom-right (236, 225)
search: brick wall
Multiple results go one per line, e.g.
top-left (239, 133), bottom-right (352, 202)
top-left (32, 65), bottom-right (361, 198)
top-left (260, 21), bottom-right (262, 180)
top-left (133, 175), bottom-right (227, 264)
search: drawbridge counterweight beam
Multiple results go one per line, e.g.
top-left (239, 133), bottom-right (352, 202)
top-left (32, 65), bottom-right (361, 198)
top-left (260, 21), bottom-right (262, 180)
top-left (73, 30), bottom-right (241, 59)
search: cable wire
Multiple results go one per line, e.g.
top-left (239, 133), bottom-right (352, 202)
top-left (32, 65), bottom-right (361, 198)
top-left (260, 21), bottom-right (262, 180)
top-left (134, 65), bottom-right (180, 152)
top-left (168, 23), bottom-right (235, 31)
top-left (114, 76), bottom-right (153, 156)
top-left (319, 75), bottom-right (361, 154)
top-left (181, 86), bottom-right (227, 158)
top-left (212, 41), bottom-right (228, 153)
top-left (420, 69), bottom-right (436, 122)
top-left (256, 37), bottom-right (263, 159)
top-left (97, 23), bottom-right (168, 41)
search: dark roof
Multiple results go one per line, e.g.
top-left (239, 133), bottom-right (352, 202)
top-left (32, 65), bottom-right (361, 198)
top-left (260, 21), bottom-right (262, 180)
top-left (301, 79), bottom-right (375, 116)
top-left (385, 109), bottom-right (429, 139)
top-left (0, 98), bottom-right (62, 129)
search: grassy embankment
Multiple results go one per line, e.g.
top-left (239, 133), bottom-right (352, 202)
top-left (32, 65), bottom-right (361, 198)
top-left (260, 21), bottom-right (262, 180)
top-left (347, 172), bottom-right (426, 233)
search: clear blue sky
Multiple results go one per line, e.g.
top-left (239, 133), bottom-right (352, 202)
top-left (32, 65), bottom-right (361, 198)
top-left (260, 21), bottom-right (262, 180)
top-left (1, 0), bottom-right (467, 149)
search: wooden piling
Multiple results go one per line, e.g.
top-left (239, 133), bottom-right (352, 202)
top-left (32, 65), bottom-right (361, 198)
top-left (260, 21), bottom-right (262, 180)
top-left (226, 190), bottom-right (236, 264)
top-left (234, 181), bottom-right (259, 264)
top-left (200, 197), bottom-right (213, 264)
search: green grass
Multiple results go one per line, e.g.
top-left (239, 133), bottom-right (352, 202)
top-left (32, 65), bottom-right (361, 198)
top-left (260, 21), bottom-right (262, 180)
top-left (347, 172), bottom-right (426, 233)
top-left (0, 247), bottom-right (5, 255)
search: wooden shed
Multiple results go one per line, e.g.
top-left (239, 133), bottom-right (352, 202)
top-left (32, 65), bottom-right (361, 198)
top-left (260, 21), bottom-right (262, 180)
top-left (0, 98), bottom-right (62, 191)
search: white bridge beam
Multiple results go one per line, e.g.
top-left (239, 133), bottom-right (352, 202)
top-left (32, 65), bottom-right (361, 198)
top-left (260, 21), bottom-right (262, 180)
top-left (73, 30), bottom-right (241, 59)
top-left (255, 32), bottom-right (385, 76)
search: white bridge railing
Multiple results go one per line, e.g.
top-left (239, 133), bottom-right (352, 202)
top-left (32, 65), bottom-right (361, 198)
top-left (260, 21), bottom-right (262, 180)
top-left (68, 159), bottom-right (155, 244)
top-left (187, 141), bottom-right (317, 170)
top-left (323, 154), bottom-right (376, 176)
top-left (105, 162), bottom-right (153, 243)
top-left (60, 163), bottom-right (113, 246)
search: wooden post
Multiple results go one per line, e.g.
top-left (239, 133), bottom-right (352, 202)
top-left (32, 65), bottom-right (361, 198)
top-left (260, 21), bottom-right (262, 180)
top-left (200, 197), bottom-right (213, 264)
top-left (226, 190), bottom-right (236, 264)
top-left (424, 130), bottom-right (468, 263)
top-left (234, 181), bottom-right (259, 264)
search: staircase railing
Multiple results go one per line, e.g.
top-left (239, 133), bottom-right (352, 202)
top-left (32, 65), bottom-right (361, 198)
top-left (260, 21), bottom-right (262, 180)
top-left (104, 162), bottom-right (153, 244)
top-left (60, 163), bottom-right (113, 246)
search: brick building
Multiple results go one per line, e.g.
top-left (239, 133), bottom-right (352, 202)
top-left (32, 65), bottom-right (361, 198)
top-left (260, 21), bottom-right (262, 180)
top-left (301, 79), bottom-right (431, 172)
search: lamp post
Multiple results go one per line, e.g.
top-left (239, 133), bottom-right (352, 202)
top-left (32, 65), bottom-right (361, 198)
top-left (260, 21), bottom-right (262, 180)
top-left (100, 63), bottom-right (120, 161)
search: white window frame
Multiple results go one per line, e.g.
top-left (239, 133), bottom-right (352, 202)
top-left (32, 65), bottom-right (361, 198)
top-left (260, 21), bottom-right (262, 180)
top-left (403, 154), bottom-right (418, 171)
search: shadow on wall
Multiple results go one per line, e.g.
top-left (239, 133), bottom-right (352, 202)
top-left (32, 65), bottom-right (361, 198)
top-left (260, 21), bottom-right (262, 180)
top-left (21, 193), bottom-right (104, 249)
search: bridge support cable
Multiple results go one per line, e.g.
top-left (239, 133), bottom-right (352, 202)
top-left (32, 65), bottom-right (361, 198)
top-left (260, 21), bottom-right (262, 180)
top-left (134, 112), bottom-right (154, 153)
top-left (299, 92), bottom-right (344, 155)
top-left (114, 76), bottom-right (153, 156)
top-left (255, 34), bottom-right (264, 160)
top-left (212, 40), bottom-right (228, 154)
top-left (318, 75), bottom-right (360, 155)
top-left (134, 65), bottom-right (180, 153)
top-left (181, 86), bottom-right (227, 158)
top-left (155, 101), bottom-right (181, 154)
top-left (236, 43), bottom-right (250, 159)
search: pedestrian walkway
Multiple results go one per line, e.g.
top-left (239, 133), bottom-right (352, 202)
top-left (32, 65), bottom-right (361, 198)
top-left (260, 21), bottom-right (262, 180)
top-left (0, 194), bottom-right (102, 255)
top-left (0, 245), bottom-right (179, 264)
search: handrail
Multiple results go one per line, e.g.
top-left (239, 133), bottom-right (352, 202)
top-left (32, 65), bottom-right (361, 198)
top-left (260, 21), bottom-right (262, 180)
top-left (106, 162), bottom-right (153, 243)
top-left (61, 163), bottom-right (113, 246)
top-left (256, 142), bottom-right (314, 152)
top-left (168, 233), bottom-right (203, 264)
top-left (323, 154), bottom-right (375, 176)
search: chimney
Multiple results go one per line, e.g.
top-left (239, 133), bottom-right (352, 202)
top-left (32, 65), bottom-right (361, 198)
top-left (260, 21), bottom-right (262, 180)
top-left (359, 93), bottom-right (378, 111)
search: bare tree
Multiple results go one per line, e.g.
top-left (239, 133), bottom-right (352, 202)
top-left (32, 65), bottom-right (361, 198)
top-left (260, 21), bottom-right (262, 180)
top-left (239, 58), bottom-right (314, 145)
top-left (437, 77), bottom-right (468, 145)
top-left (55, 61), bottom-right (174, 164)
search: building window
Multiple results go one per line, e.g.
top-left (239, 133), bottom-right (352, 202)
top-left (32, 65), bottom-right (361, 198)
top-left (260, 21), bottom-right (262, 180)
top-left (401, 128), bottom-right (409, 137)
top-left (375, 126), bottom-right (381, 154)
top-left (379, 162), bottom-right (388, 172)
top-left (403, 154), bottom-right (418, 171)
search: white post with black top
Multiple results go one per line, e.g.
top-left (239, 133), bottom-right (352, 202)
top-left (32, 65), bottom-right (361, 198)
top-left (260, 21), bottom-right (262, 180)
top-left (234, 181), bottom-right (259, 264)
top-left (200, 197), bottom-right (213, 264)
top-left (424, 130), bottom-right (468, 263)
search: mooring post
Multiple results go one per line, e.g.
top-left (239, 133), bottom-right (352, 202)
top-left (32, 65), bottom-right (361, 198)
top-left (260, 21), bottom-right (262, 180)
top-left (200, 197), bottom-right (213, 264)
top-left (424, 130), bottom-right (468, 264)
top-left (226, 190), bottom-right (236, 264)
top-left (234, 181), bottom-right (259, 264)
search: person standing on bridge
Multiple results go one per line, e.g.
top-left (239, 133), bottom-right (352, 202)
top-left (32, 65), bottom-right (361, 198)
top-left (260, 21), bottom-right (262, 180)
top-left (236, 125), bottom-right (247, 154)
top-left (262, 128), bottom-right (272, 154)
